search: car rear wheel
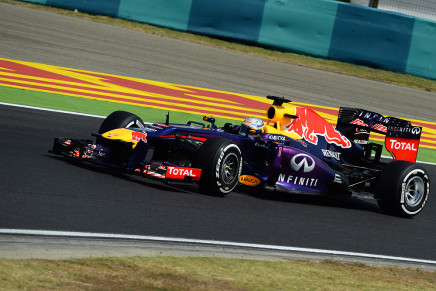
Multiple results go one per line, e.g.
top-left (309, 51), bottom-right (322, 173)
top-left (375, 161), bottom-right (430, 218)
top-left (193, 138), bottom-right (242, 196)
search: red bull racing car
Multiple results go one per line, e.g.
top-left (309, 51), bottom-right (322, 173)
top-left (51, 96), bottom-right (430, 217)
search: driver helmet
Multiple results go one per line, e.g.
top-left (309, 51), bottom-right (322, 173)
top-left (239, 117), bottom-right (265, 136)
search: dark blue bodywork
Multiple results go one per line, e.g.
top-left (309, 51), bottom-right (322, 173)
top-left (134, 120), bottom-right (365, 194)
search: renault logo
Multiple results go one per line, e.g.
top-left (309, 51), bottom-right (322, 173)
top-left (291, 154), bottom-right (315, 173)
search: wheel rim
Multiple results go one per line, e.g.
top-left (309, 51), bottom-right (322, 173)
top-left (404, 176), bottom-right (425, 207)
top-left (222, 153), bottom-right (238, 184)
top-left (125, 120), bottom-right (143, 128)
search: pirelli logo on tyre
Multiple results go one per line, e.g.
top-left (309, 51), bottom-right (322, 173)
top-left (239, 175), bottom-right (261, 186)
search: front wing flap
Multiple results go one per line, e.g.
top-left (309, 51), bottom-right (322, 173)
top-left (51, 137), bottom-right (202, 183)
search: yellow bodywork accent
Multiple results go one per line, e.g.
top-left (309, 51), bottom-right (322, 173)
top-left (101, 128), bottom-right (140, 148)
top-left (264, 104), bottom-right (302, 140)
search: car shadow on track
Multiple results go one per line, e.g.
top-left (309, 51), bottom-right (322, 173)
top-left (44, 154), bottom-right (184, 193)
top-left (45, 154), bottom-right (219, 197)
top-left (45, 154), bottom-right (385, 214)
top-left (235, 186), bottom-right (384, 215)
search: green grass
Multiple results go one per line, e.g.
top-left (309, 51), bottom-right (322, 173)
top-left (0, 256), bottom-right (435, 290)
top-left (0, 86), bottom-right (238, 126)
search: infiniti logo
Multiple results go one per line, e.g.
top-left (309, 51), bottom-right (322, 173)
top-left (290, 153), bottom-right (315, 173)
top-left (411, 127), bottom-right (421, 135)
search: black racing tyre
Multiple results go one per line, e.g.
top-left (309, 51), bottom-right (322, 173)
top-left (193, 137), bottom-right (242, 196)
top-left (98, 111), bottom-right (145, 134)
top-left (375, 161), bottom-right (430, 218)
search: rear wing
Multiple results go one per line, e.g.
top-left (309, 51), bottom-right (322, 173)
top-left (337, 107), bottom-right (421, 162)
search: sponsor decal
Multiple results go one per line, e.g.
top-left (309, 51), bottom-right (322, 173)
top-left (358, 112), bottom-right (390, 123)
top-left (372, 124), bottom-right (387, 133)
top-left (354, 139), bottom-right (368, 145)
top-left (166, 166), bottom-right (201, 181)
top-left (144, 127), bottom-right (157, 132)
top-left (389, 126), bottom-right (422, 136)
top-left (321, 149), bottom-right (341, 160)
top-left (412, 127), bottom-right (421, 135)
top-left (155, 123), bottom-right (169, 128)
top-left (255, 142), bottom-right (269, 148)
top-left (161, 134), bottom-right (207, 142)
top-left (278, 173), bottom-right (318, 187)
top-left (285, 107), bottom-right (351, 148)
top-left (385, 137), bottom-right (419, 162)
top-left (351, 119), bottom-right (387, 133)
top-left (238, 175), bottom-right (261, 186)
top-left (268, 135), bottom-right (286, 142)
top-left (388, 139), bottom-right (417, 151)
top-left (290, 153), bottom-right (315, 173)
top-left (147, 123), bottom-right (170, 130)
top-left (131, 131), bottom-right (147, 143)
top-left (351, 119), bottom-right (367, 127)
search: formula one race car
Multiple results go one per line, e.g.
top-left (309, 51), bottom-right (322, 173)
top-left (51, 96), bottom-right (430, 217)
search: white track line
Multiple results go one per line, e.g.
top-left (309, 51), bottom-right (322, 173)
top-left (1, 228), bottom-right (436, 266)
top-left (1, 102), bottom-right (434, 165)
top-left (0, 102), bottom-right (106, 118)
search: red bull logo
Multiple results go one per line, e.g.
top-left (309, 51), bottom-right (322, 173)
top-left (284, 107), bottom-right (351, 148)
top-left (131, 131), bottom-right (147, 143)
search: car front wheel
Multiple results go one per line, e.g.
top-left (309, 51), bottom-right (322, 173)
top-left (193, 137), bottom-right (242, 196)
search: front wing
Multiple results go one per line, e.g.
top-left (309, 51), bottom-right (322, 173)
top-left (51, 137), bottom-right (202, 183)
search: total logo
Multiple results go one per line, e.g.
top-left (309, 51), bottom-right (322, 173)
top-left (385, 136), bottom-right (420, 162)
top-left (389, 139), bottom-right (417, 151)
top-left (290, 153), bottom-right (315, 173)
top-left (166, 166), bottom-right (201, 181)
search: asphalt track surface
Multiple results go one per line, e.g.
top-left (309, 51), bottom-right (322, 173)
top-left (1, 105), bottom-right (436, 262)
top-left (1, 2), bottom-right (436, 262)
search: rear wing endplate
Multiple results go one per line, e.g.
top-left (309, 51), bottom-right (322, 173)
top-left (337, 107), bottom-right (421, 162)
top-left (385, 126), bottom-right (422, 162)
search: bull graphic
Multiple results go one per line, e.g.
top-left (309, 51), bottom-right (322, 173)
top-left (284, 107), bottom-right (351, 148)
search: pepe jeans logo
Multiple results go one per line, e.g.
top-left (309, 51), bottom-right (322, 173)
top-left (290, 154), bottom-right (315, 173)
top-left (238, 175), bottom-right (261, 186)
